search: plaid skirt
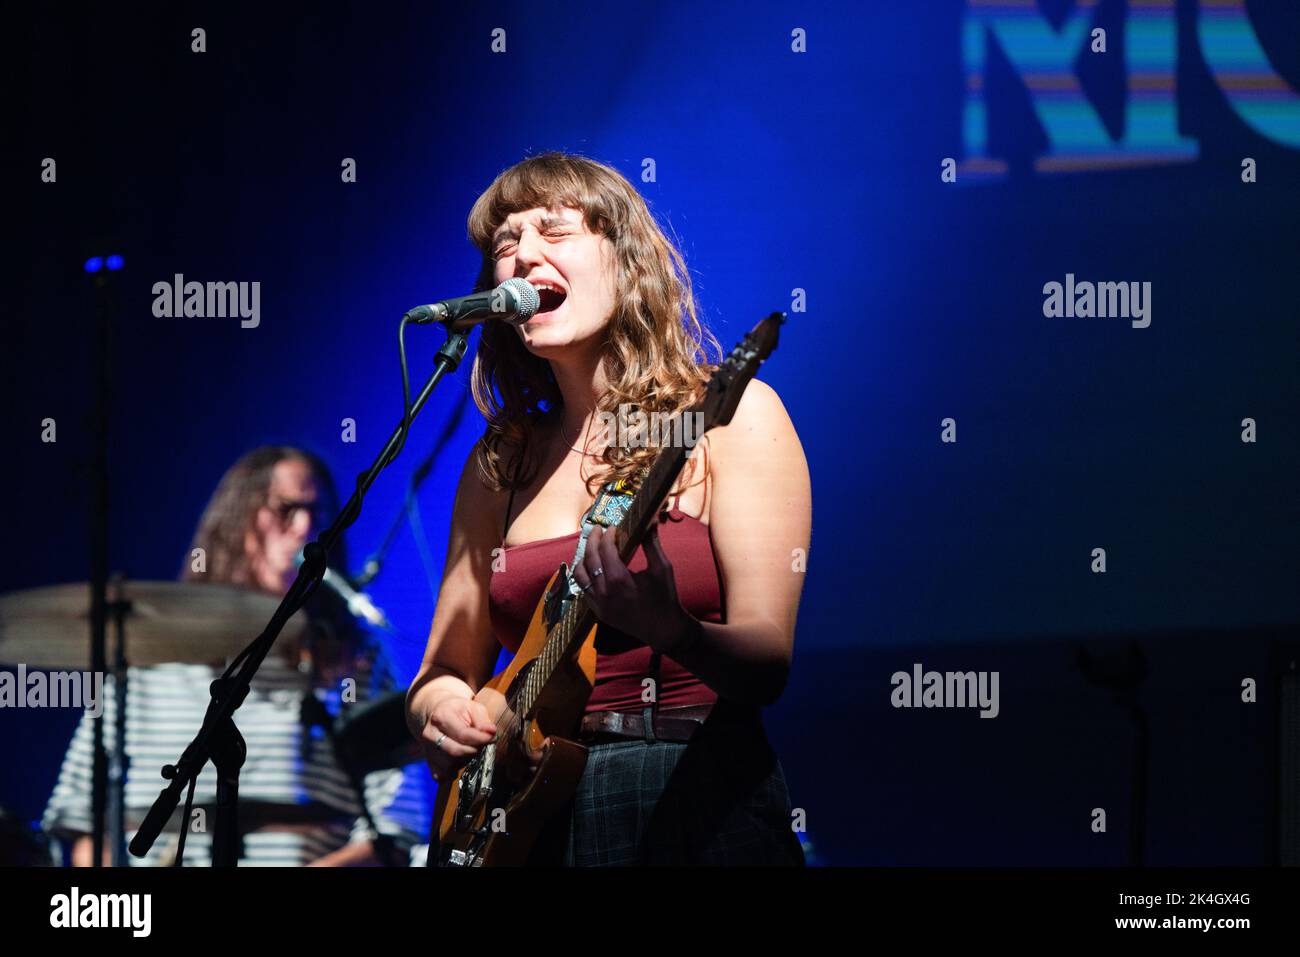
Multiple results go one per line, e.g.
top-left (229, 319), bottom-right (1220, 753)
top-left (528, 710), bottom-right (805, 866)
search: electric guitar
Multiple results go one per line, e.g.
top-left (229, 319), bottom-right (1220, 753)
top-left (431, 312), bottom-right (784, 866)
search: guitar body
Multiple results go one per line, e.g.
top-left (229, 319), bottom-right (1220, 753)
top-left (432, 568), bottom-right (598, 867)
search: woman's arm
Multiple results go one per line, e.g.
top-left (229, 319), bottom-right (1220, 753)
top-left (405, 443), bottom-right (509, 776)
top-left (580, 378), bottom-right (812, 706)
top-left (670, 378), bottom-right (810, 705)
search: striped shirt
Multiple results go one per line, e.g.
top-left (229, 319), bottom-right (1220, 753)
top-left (41, 640), bottom-right (430, 866)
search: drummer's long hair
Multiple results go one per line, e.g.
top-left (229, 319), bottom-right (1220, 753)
top-left (465, 151), bottom-right (723, 495)
top-left (181, 446), bottom-right (361, 673)
top-left (182, 446), bottom-right (344, 588)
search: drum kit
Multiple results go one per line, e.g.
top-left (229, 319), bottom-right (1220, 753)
top-left (0, 579), bottom-right (420, 866)
top-left (0, 261), bottom-right (488, 867)
top-left (1, 243), bottom-right (464, 867)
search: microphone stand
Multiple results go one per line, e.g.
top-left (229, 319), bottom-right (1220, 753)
top-left (130, 325), bottom-right (470, 867)
top-left (353, 388), bottom-right (469, 588)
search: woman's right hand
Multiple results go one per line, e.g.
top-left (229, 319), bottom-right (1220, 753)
top-left (419, 695), bottom-right (498, 782)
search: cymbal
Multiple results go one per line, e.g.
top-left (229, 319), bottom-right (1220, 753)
top-left (0, 581), bottom-right (309, 668)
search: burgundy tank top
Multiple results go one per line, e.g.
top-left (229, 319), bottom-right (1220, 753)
top-left (488, 492), bottom-right (722, 714)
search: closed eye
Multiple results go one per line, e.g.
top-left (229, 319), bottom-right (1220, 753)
top-left (493, 228), bottom-right (570, 259)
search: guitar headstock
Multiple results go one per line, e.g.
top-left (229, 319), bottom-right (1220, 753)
top-left (699, 312), bottom-right (785, 430)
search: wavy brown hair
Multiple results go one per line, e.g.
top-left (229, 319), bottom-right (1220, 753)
top-left (466, 151), bottom-right (723, 495)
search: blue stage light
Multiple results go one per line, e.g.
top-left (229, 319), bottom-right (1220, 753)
top-left (84, 257), bottom-right (103, 273)
top-left (106, 255), bottom-right (125, 271)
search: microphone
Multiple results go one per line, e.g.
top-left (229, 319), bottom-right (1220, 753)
top-left (322, 567), bottom-right (393, 631)
top-left (404, 278), bottom-right (540, 329)
top-left (297, 552), bottom-right (394, 632)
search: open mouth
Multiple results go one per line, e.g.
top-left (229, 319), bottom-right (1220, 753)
top-left (535, 287), bottom-right (568, 317)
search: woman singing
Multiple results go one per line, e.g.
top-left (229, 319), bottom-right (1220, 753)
top-left (406, 152), bottom-right (811, 865)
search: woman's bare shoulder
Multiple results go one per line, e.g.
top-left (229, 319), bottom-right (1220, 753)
top-left (708, 378), bottom-right (800, 456)
top-left (449, 438), bottom-right (507, 539)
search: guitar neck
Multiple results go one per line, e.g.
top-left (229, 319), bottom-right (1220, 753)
top-left (613, 438), bottom-right (694, 560)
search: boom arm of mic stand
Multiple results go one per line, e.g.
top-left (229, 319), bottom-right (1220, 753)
top-left (355, 388), bottom-right (468, 588)
top-left (130, 326), bottom-right (470, 861)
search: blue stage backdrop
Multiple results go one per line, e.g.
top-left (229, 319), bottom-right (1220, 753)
top-left (7, 1), bottom-right (1299, 864)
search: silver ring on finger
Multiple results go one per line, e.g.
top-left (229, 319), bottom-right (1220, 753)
top-left (591, 566), bottom-right (604, 578)
top-left (434, 732), bottom-right (447, 750)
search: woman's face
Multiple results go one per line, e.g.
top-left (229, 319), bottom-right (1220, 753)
top-left (490, 204), bottom-right (618, 357)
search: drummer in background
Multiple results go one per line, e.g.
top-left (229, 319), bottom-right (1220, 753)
top-left (41, 446), bottom-right (429, 866)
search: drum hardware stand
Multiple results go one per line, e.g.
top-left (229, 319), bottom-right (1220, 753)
top-left (105, 576), bottom-right (130, 866)
top-left (87, 260), bottom-right (126, 867)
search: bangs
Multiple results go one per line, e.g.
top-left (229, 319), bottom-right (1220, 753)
top-left (467, 153), bottom-right (619, 254)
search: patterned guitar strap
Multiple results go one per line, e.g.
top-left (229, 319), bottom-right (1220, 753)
top-left (546, 467), bottom-right (664, 740)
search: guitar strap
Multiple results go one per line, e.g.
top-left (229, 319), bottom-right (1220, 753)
top-left (565, 468), bottom-right (664, 737)
top-left (566, 472), bottom-right (643, 588)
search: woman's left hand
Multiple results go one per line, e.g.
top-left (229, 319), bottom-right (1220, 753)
top-left (570, 522), bottom-right (694, 654)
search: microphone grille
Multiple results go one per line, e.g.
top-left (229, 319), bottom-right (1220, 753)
top-left (499, 277), bottom-right (540, 324)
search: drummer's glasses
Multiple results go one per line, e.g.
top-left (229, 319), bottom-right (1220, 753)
top-left (267, 497), bottom-right (328, 529)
